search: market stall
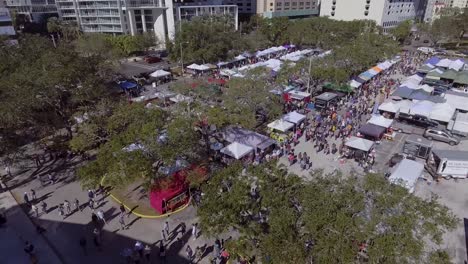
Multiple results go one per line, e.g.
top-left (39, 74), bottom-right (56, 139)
top-left (282, 111), bottom-right (306, 125)
top-left (367, 115), bottom-right (393, 128)
top-left (388, 159), bottom-right (424, 193)
top-left (220, 142), bottom-right (254, 160)
top-left (358, 123), bottom-right (387, 140)
top-left (344, 136), bottom-right (375, 160)
top-left (267, 119), bottom-right (294, 142)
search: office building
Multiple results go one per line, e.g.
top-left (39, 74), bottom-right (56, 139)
top-left (176, 4), bottom-right (238, 29)
top-left (424, 0), bottom-right (450, 23)
top-left (320, 0), bottom-right (426, 32)
top-left (256, 0), bottom-right (319, 18)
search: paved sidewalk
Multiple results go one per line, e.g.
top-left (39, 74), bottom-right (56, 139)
top-left (0, 189), bottom-right (62, 264)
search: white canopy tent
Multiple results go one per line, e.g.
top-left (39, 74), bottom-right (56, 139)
top-left (267, 119), bottom-right (294, 132)
top-left (367, 115), bottom-right (393, 128)
top-left (187, 64), bottom-right (210, 71)
top-left (220, 69), bottom-right (237, 77)
top-left (416, 84), bottom-right (434, 93)
top-left (448, 59), bottom-right (465, 71)
top-left (436, 58), bottom-right (452, 68)
top-left (349, 80), bottom-right (362, 88)
top-left (288, 90), bottom-right (311, 100)
top-left (150, 69), bottom-right (171, 78)
top-left (378, 101), bottom-right (399, 113)
top-left (169, 94), bottom-right (193, 103)
top-left (282, 111), bottom-right (306, 125)
top-left (397, 100), bottom-right (415, 114)
top-left (430, 103), bottom-right (455, 123)
top-left (220, 142), bottom-right (254, 159)
top-left (377, 61), bottom-right (392, 70)
top-left (410, 100), bottom-right (435, 117)
top-left (388, 159), bottom-right (424, 193)
top-left (345, 136), bottom-right (374, 152)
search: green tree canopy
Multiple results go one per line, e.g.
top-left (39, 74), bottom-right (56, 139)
top-left (198, 164), bottom-right (457, 264)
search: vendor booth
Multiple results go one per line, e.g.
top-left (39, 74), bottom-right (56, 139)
top-left (344, 136), bottom-right (374, 161)
top-left (367, 115), bottom-right (393, 128)
top-left (220, 142), bottom-right (254, 160)
top-left (402, 135), bottom-right (433, 159)
top-left (288, 90), bottom-right (311, 101)
top-left (282, 111), bottom-right (306, 125)
top-left (315, 92), bottom-right (339, 110)
top-left (267, 119), bottom-right (294, 142)
top-left (358, 123), bottom-right (387, 140)
top-left (388, 159), bottom-right (424, 193)
top-left (222, 127), bottom-right (276, 154)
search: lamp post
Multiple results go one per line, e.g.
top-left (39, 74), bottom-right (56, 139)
top-left (307, 56), bottom-right (312, 93)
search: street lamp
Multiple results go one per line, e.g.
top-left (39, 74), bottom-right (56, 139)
top-left (180, 41), bottom-right (189, 75)
top-left (306, 56), bottom-right (312, 93)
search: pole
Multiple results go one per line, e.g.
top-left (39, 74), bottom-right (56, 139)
top-left (180, 42), bottom-right (184, 75)
top-left (307, 56), bottom-right (312, 93)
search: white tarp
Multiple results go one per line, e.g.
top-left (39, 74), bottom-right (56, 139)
top-left (417, 84), bottom-right (434, 93)
top-left (220, 142), bottom-right (254, 159)
top-left (367, 115), bottom-right (393, 128)
top-left (388, 159), bottom-right (424, 193)
top-left (267, 119), bottom-right (294, 132)
top-left (169, 94), bottom-right (193, 103)
top-left (436, 58), bottom-right (452, 68)
top-left (280, 49), bottom-right (313, 61)
top-left (349, 80), bottom-right (362, 88)
top-left (397, 100), bottom-right (415, 114)
top-left (429, 103), bottom-right (455, 122)
top-left (444, 92), bottom-right (468, 112)
top-left (150, 69), bottom-right (171, 78)
top-left (187, 64), bottom-right (210, 71)
top-left (448, 59), bottom-right (465, 71)
top-left (345, 136), bottom-right (374, 152)
top-left (378, 101), bottom-right (399, 113)
top-left (282, 111), bottom-right (306, 125)
top-left (234, 55), bottom-right (246, 61)
top-left (288, 90), bottom-right (311, 100)
top-left (220, 69), bottom-right (237, 77)
top-left (410, 100), bottom-right (435, 117)
top-left (377, 61), bottom-right (392, 70)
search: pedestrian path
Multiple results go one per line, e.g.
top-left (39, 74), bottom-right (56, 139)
top-left (0, 189), bottom-right (62, 264)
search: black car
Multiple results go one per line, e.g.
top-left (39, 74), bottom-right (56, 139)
top-left (397, 113), bottom-right (439, 128)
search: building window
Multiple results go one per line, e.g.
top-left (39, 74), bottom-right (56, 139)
top-left (331, 11), bottom-right (335, 16)
top-left (270, 2), bottom-right (273, 6)
top-left (364, 11), bottom-right (369, 16)
top-left (285, 2), bottom-right (289, 6)
top-left (299, 2), bottom-right (303, 5)
top-left (292, 2), bottom-right (297, 6)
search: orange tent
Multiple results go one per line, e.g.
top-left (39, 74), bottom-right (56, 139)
top-left (372, 66), bottom-right (383, 73)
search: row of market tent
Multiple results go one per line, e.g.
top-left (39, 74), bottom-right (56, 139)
top-left (349, 58), bottom-right (400, 89)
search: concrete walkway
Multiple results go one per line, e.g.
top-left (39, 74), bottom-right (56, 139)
top-left (0, 188), bottom-right (62, 264)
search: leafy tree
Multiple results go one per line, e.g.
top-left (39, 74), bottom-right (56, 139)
top-left (75, 103), bottom-right (200, 188)
top-left (392, 20), bottom-right (412, 43)
top-left (0, 35), bottom-right (111, 155)
top-left (257, 17), bottom-right (290, 45)
top-left (197, 165), bottom-right (458, 264)
top-left (47, 17), bottom-right (81, 42)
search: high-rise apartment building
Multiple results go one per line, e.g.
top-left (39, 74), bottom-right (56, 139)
top-left (450, 0), bottom-right (468, 8)
top-left (320, 0), bottom-right (426, 32)
top-left (256, 0), bottom-right (319, 18)
top-left (4, 0), bottom-right (57, 23)
top-left (424, 0), bottom-right (467, 23)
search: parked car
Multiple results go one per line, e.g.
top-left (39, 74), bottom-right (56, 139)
top-left (144, 55), bottom-right (162, 63)
top-left (397, 113), bottom-right (439, 128)
top-left (424, 128), bottom-right (460, 145)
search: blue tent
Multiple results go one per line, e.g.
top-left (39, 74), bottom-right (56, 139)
top-left (119, 81), bottom-right (138, 90)
top-left (425, 56), bottom-right (440, 65)
top-left (358, 71), bottom-right (374, 81)
top-left (392, 86), bottom-right (413, 99)
top-left (408, 90), bottom-right (430, 101)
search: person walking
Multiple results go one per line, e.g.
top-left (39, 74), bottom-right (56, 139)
top-left (31, 204), bottom-right (39, 217)
top-left (159, 242), bottom-right (166, 263)
top-left (24, 192), bottom-right (30, 206)
top-left (58, 204), bottom-right (65, 219)
top-left (192, 223), bottom-right (198, 240)
top-left (79, 236), bottom-right (87, 255)
top-left (134, 241), bottom-right (144, 257)
top-left (144, 244), bottom-right (151, 262)
top-left (93, 228), bottom-right (102, 251)
top-left (97, 210), bottom-right (106, 225)
top-left (119, 213), bottom-right (127, 230)
top-left (161, 229), bottom-right (167, 242)
top-left (163, 221), bottom-right (170, 237)
top-left (30, 189), bottom-right (36, 201)
top-left (40, 201), bottom-right (47, 214)
top-left (88, 199), bottom-right (94, 211)
top-left (195, 246), bottom-right (203, 263)
top-left (64, 200), bottom-right (71, 215)
top-left (186, 245), bottom-right (193, 263)
top-left (74, 198), bottom-right (81, 212)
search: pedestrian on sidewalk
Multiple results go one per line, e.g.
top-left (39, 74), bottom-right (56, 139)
top-left (88, 199), bottom-right (94, 211)
top-left (120, 203), bottom-right (126, 216)
top-left (74, 198), bottom-right (81, 212)
top-left (195, 246), bottom-right (203, 263)
top-left (144, 244), bottom-right (151, 262)
top-left (97, 210), bottom-right (106, 225)
top-left (31, 204), bottom-right (39, 217)
top-left (79, 236), bottom-right (87, 255)
top-left (64, 200), bottom-right (71, 215)
top-left (134, 240), bottom-right (144, 257)
top-left (119, 214), bottom-right (127, 230)
top-left (41, 201), bottom-right (47, 214)
top-left (30, 189), bottom-right (36, 201)
top-left (159, 241), bottom-right (166, 263)
top-left (163, 221), bottom-right (170, 237)
top-left (24, 192), bottom-right (31, 206)
top-left (91, 213), bottom-right (99, 228)
top-left (192, 223), bottom-right (199, 240)
top-left (186, 245), bottom-right (193, 263)
top-left (161, 229), bottom-right (166, 242)
top-left (93, 228), bottom-right (102, 251)
top-left (180, 222), bottom-right (186, 235)
top-left (88, 189), bottom-right (95, 201)
top-left (58, 204), bottom-right (65, 219)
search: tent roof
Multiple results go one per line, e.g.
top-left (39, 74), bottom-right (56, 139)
top-left (429, 103), bottom-right (455, 122)
top-left (410, 100), bottom-right (435, 117)
top-left (436, 58), bottom-right (452, 68)
top-left (367, 115), bottom-right (393, 128)
top-left (222, 127), bottom-right (275, 150)
top-left (282, 111), bottom-right (306, 124)
top-left (417, 84), bottom-right (434, 93)
top-left (119, 81), bottom-right (138, 89)
top-left (388, 159), bottom-right (424, 193)
top-left (220, 142), bottom-right (254, 159)
top-left (169, 94), bottom-right (192, 103)
top-left (454, 71), bottom-right (468, 85)
top-left (345, 136), bottom-right (374, 152)
top-left (187, 64), bottom-right (210, 71)
top-left (392, 86), bottom-right (414, 98)
top-left (288, 90), bottom-right (311, 100)
top-left (358, 71), bottom-right (374, 81)
top-left (448, 59), bottom-right (464, 71)
top-left (359, 123), bottom-right (386, 138)
top-left (425, 56), bottom-right (441, 65)
top-left (150, 69), bottom-right (171, 78)
top-left (349, 79), bottom-right (362, 88)
top-left (441, 69), bottom-right (458, 80)
top-left (378, 101), bottom-right (399, 113)
top-left (267, 119), bottom-right (294, 132)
